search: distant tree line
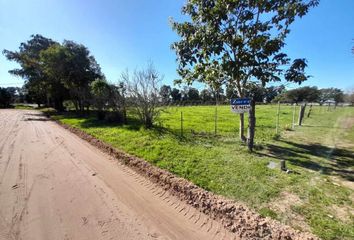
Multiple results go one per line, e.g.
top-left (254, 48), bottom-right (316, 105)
top-left (159, 83), bottom-right (286, 105)
top-left (0, 87), bottom-right (26, 108)
top-left (273, 86), bottom-right (346, 105)
top-left (158, 84), bottom-right (351, 106)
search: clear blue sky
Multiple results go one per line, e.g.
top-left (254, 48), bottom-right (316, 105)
top-left (0, 0), bottom-right (353, 91)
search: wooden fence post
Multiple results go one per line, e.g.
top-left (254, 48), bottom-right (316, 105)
top-left (298, 103), bottom-right (306, 126)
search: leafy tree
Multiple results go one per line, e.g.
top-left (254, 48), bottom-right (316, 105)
top-left (278, 86), bottom-right (320, 103)
top-left (40, 41), bottom-right (103, 112)
top-left (62, 40), bottom-right (103, 112)
top-left (200, 89), bottom-right (213, 103)
top-left (180, 86), bottom-right (190, 101)
top-left (159, 85), bottom-right (172, 104)
top-left (110, 82), bottom-right (127, 123)
top-left (319, 88), bottom-right (344, 105)
top-left (0, 87), bottom-right (24, 104)
top-left (226, 84), bottom-right (237, 99)
top-left (3, 34), bottom-right (58, 108)
top-left (0, 87), bottom-right (12, 108)
top-left (244, 83), bottom-right (265, 102)
top-left (13, 87), bottom-right (26, 103)
top-left (90, 78), bottom-right (126, 121)
top-left (187, 87), bottom-right (200, 101)
top-left (23, 81), bottom-right (47, 107)
top-left (171, 0), bottom-right (318, 140)
top-left (90, 78), bottom-right (111, 119)
top-left (38, 43), bottom-right (70, 111)
top-left (345, 91), bottom-right (354, 106)
top-left (211, 86), bottom-right (225, 103)
top-left (227, 83), bottom-right (284, 103)
top-left (3, 35), bottom-right (103, 112)
top-left (171, 88), bottom-right (182, 102)
top-left (264, 85), bottom-right (285, 103)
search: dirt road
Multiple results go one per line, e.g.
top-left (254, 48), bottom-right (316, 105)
top-left (0, 110), bottom-right (235, 240)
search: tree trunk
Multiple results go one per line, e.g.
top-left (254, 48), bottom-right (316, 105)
top-left (54, 98), bottom-right (64, 112)
top-left (145, 116), bottom-right (153, 128)
top-left (122, 98), bottom-right (127, 124)
top-left (73, 100), bottom-right (79, 112)
top-left (247, 99), bottom-right (256, 151)
top-left (79, 100), bottom-right (84, 114)
top-left (123, 108), bottom-right (127, 124)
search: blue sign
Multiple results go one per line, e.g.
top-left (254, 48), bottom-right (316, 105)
top-left (231, 98), bottom-right (251, 113)
top-left (230, 98), bottom-right (251, 105)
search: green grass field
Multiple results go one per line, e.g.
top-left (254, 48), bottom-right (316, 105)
top-left (49, 104), bottom-right (354, 240)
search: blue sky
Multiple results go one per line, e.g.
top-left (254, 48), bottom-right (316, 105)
top-left (0, 0), bottom-right (353, 91)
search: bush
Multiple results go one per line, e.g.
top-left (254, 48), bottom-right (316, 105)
top-left (105, 111), bottom-right (124, 123)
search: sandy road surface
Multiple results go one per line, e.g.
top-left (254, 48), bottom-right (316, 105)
top-left (0, 110), bottom-right (235, 240)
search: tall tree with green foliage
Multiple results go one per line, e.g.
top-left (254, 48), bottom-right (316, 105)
top-left (90, 78), bottom-right (127, 122)
top-left (90, 78), bottom-right (112, 119)
top-left (187, 87), bottom-right (200, 101)
top-left (62, 41), bottom-right (103, 112)
top-left (0, 87), bottom-right (12, 108)
top-left (38, 43), bottom-right (70, 111)
top-left (39, 41), bottom-right (103, 112)
top-left (200, 89), bottom-right (213, 103)
top-left (3, 34), bottom-right (60, 108)
top-left (279, 86), bottom-right (320, 103)
top-left (3, 35), bottom-right (103, 111)
top-left (159, 85), bottom-right (172, 104)
top-left (171, 0), bottom-right (318, 141)
top-left (171, 88), bottom-right (182, 102)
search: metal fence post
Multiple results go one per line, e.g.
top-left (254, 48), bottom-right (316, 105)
top-left (180, 111), bottom-right (183, 137)
top-left (292, 103), bottom-right (296, 130)
top-left (276, 101), bottom-right (280, 134)
top-left (214, 105), bottom-right (217, 136)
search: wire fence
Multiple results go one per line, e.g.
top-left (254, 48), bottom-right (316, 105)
top-left (155, 103), bottom-right (343, 141)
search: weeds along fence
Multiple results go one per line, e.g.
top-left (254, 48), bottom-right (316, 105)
top-left (156, 103), bottom-right (340, 141)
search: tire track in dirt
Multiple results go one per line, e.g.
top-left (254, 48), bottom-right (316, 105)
top-left (53, 128), bottom-right (231, 239)
top-left (0, 110), bottom-right (237, 240)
